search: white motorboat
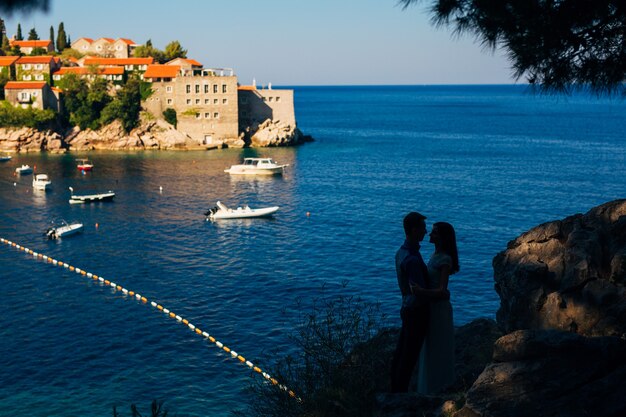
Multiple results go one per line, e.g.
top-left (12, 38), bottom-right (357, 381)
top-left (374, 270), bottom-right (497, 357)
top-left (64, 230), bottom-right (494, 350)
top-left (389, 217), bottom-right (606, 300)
top-left (224, 158), bottom-right (288, 176)
top-left (32, 174), bottom-right (52, 190)
top-left (0, 154), bottom-right (11, 162)
top-left (205, 201), bottom-right (279, 220)
top-left (15, 165), bottom-right (33, 175)
top-left (69, 186), bottom-right (115, 204)
top-left (46, 221), bottom-right (84, 239)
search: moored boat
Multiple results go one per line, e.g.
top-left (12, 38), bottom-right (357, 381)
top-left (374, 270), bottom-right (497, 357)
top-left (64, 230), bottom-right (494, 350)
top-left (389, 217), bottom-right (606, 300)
top-left (68, 186), bottom-right (115, 204)
top-left (32, 173), bottom-right (52, 190)
top-left (15, 165), bottom-right (33, 175)
top-left (76, 158), bottom-right (94, 171)
top-left (46, 221), bottom-right (84, 239)
top-left (224, 158), bottom-right (287, 176)
top-left (205, 201), bottom-right (279, 220)
top-left (0, 154), bottom-right (11, 162)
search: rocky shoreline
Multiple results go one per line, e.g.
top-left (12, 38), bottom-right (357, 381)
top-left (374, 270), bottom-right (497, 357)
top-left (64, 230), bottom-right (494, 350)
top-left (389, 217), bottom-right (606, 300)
top-left (374, 199), bottom-right (626, 417)
top-left (0, 118), bottom-right (313, 153)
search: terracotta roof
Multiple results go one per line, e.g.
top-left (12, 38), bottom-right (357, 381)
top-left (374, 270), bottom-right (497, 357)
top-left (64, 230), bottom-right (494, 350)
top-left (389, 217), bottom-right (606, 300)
top-left (96, 37), bottom-right (115, 43)
top-left (117, 38), bottom-right (137, 45)
top-left (10, 40), bottom-right (52, 48)
top-left (73, 37), bottom-right (94, 44)
top-left (16, 56), bottom-right (55, 64)
top-left (238, 85), bottom-right (257, 91)
top-left (54, 66), bottom-right (125, 75)
top-left (143, 65), bottom-right (181, 79)
top-left (166, 58), bottom-right (203, 67)
top-left (5, 81), bottom-right (47, 90)
top-left (83, 57), bottom-right (154, 66)
top-left (51, 86), bottom-right (63, 93)
top-left (0, 56), bottom-right (19, 66)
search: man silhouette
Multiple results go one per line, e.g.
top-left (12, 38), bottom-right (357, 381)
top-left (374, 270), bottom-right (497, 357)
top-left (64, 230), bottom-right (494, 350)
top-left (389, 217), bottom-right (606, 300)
top-left (390, 212), bottom-right (448, 392)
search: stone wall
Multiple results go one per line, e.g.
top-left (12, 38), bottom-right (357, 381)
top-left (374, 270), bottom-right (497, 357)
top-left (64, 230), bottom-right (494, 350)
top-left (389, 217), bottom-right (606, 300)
top-left (238, 87), bottom-right (295, 128)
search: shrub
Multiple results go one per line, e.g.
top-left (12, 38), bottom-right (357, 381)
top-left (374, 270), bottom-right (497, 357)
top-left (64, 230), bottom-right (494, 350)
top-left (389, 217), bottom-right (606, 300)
top-left (235, 294), bottom-right (389, 417)
top-left (162, 108), bottom-right (177, 127)
top-left (0, 101), bottom-right (56, 129)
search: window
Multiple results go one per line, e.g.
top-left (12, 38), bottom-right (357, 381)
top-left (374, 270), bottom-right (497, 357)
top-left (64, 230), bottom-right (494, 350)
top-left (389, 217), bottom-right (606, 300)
top-left (166, 86), bottom-right (172, 93)
top-left (213, 84), bottom-right (218, 93)
top-left (35, 74), bottom-right (44, 80)
top-left (195, 113), bottom-right (201, 119)
top-left (204, 99), bottom-right (209, 104)
top-left (32, 91), bottom-right (38, 97)
top-left (195, 99), bottom-right (200, 104)
top-left (204, 113), bottom-right (210, 119)
top-left (204, 84), bottom-right (209, 93)
top-left (269, 97), bottom-right (273, 102)
top-left (53, 75), bottom-right (60, 80)
top-left (213, 112), bottom-right (219, 118)
top-left (96, 45), bottom-right (102, 50)
top-left (167, 99), bottom-right (173, 105)
top-left (19, 92), bottom-right (30, 101)
top-left (262, 97), bottom-right (267, 101)
top-left (35, 64), bottom-right (43, 70)
top-left (222, 84), bottom-right (227, 93)
top-left (222, 98), bottom-right (228, 104)
top-left (186, 84), bottom-right (191, 94)
top-left (195, 84), bottom-right (200, 94)
top-left (23, 74), bottom-right (32, 80)
top-left (186, 99), bottom-right (191, 105)
top-left (213, 98), bottom-right (218, 104)
top-left (276, 96), bottom-right (281, 102)
top-left (22, 64), bottom-right (31, 70)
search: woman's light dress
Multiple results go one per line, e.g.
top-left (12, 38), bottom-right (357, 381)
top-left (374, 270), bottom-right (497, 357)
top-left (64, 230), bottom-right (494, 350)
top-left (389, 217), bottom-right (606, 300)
top-left (417, 252), bottom-right (455, 394)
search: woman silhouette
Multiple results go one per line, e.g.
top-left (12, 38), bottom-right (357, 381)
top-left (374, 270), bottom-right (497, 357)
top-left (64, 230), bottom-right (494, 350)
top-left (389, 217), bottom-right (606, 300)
top-left (417, 221), bottom-right (459, 394)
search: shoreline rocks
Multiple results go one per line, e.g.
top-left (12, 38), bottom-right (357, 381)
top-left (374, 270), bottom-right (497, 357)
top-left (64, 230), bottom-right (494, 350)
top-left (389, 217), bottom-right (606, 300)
top-left (0, 118), bottom-right (314, 152)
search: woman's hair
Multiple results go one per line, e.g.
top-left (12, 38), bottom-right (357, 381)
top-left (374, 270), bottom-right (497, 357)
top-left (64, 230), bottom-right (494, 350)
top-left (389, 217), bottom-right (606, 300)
top-left (434, 222), bottom-right (460, 274)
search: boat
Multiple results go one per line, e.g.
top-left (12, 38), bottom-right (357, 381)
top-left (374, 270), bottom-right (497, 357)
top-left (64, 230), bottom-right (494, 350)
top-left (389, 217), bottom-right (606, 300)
top-left (0, 154), bottom-right (11, 162)
top-left (15, 165), bottom-right (33, 175)
top-left (205, 201), bottom-right (279, 220)
top-left (68, 186), bottom-right (115, 204)
top-left (76, 158), bottom-right (94, 171)
top-left (32, 173), bottom-right (52, 190)
top-left (45, 220), bottom-right (84, 240)
top-left (224, 157), bottom-right (288, 176)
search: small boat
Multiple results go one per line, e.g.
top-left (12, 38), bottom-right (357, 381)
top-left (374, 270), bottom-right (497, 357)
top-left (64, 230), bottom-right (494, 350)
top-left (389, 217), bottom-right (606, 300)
top-left (32, 173), bottom-right (52, 190)
top-left (205, 201), bottom-right (279, 220)
top-left (76, 158), bottom-right (94, 171)
top-left (15, 165), bottom-right (33, 175)
top-left (0, 154), bottom-right (11, 162)
top-left (68, 186), bottom-right (115, 204)
top-left (224, 157), bottom-right (288, 176)
top-left (46, 220), bottom-right (84, 240)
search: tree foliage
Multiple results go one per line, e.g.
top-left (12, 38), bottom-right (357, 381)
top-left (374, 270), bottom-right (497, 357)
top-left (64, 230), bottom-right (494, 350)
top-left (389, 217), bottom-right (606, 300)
top-left (133, 39), bottom-right (188, 63)
top-left (401, 0), bottom-right (626, 95)
top-left (0, 101), bottom-right (56, 129)
top-left (163, 40), bottom-right (187, 62)
top-left (49, 25), bottom-right (54, 47)
top-left (56, 22), bottom-right (67, 52)
top-left (16, 23), bottom-right (22, 40)
top-left (27, 27), bottom-right (38, 40)
top-left (162, 108), bottom-right (177, 127)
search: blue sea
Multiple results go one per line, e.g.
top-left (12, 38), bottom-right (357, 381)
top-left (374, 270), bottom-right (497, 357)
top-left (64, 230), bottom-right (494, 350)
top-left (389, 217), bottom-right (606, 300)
top-left (0, 85), bottom-right (624, 416)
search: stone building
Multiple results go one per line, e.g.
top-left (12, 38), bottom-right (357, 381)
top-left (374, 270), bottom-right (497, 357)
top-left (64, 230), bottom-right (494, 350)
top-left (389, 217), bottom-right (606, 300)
top-left (143, 65), bottom-right (239, 145)
top-left (238, 85), bottom-right (296, 128)
top-left (52, 66), bottom-right (125, 86)
top-left (9, 39), bottom-right (54, 54)
top-left (4, 81), bottom-right (59, 111)
top-left (80, 57), bottom-right (153, 75)
top-left (0, 56), bottom-right (19, 82)
top-left (15, 56), bottom-right (61, 84)
top-left (71, 37), bottom-right (138, 58)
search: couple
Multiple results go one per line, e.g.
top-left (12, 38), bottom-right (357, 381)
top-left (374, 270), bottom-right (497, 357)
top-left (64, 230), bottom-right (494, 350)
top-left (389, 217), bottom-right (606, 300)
top-left (390, 212), bottom-right (458, 394)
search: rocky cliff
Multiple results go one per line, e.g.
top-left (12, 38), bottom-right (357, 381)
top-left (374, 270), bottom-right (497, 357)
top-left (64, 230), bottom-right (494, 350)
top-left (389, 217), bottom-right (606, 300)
top-left (376, 200), bottom-right (626, 417)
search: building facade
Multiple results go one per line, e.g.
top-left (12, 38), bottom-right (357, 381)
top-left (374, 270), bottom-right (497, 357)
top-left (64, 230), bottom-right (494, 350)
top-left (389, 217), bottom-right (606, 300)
top-left (9, 39), bottom-right (54, 54)
top-left (238, 86), bottom-right (296, 128)
top-left (4, 81), bottom-right (59, 111)
top-left (143, 66), bottom-right (239, 145)
top-left (71, 37), bottom-right (138, 58)
top-left (15, 56), bottom-right (60, 84)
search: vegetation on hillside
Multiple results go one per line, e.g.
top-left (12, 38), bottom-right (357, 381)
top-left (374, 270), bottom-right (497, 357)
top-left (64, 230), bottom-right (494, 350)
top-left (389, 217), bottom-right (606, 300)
top-left (133, 39), bottom-right (187, 63)
top-left (0, 100), bottom-right (56, 129)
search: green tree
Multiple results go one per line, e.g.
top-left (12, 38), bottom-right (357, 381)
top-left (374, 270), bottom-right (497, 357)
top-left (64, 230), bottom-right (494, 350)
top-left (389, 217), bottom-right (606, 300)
top-left (49, 25), bottom-right (54, 46)
top-left (401, 0), bottom-right (626, 94)
top-left (0, 19), bottom-right (5, 38)
top-left (29, 47), bottom-right (46, 55)
top-left (116, 78), bottom-right (142, 132)
top-left (1, 34), bottom-right (10, 54)
top-left (163, 40), bottom-right (187, 62)
top-left (27, 27), bottom-right (38, 40)
top-left (56, 22), bottom-right (67, 52)
top-left (0, 71), bottom-right (10, 99)
top-left (16, 23), bottom-right (22, 40)
top-left (133, 39), bottom-right (165, 63)
top-left (162, 108), bottom-right (177, 128)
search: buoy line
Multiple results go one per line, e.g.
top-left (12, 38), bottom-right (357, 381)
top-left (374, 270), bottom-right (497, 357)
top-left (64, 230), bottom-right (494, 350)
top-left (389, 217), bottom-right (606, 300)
top-left (0, 237), bottom-right (300, 401)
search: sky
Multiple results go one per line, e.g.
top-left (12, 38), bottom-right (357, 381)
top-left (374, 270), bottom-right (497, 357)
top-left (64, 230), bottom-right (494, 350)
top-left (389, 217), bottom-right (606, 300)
top-left (2, 0), bottom-right (516, 86)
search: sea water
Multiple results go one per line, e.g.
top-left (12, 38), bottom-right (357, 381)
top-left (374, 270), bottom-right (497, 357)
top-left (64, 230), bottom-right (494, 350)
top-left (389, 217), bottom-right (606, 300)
top-left (0, 85), bottom-right (624, 416)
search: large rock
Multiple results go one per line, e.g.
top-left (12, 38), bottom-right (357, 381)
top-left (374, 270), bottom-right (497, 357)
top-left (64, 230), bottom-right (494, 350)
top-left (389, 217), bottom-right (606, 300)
top-left (493, 199), bottom-right (626, 337)
top-left (0, 127), bottom-right (65, 153)
top-left (456, 329), bottom-right (626, 417)
top-left (248, 119), bottom-right (314, 147)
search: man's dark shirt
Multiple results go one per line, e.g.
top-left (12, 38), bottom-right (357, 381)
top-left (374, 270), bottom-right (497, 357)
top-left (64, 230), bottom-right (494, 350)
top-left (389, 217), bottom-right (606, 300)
top-left (395, 240), bottom-right (429, 307)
